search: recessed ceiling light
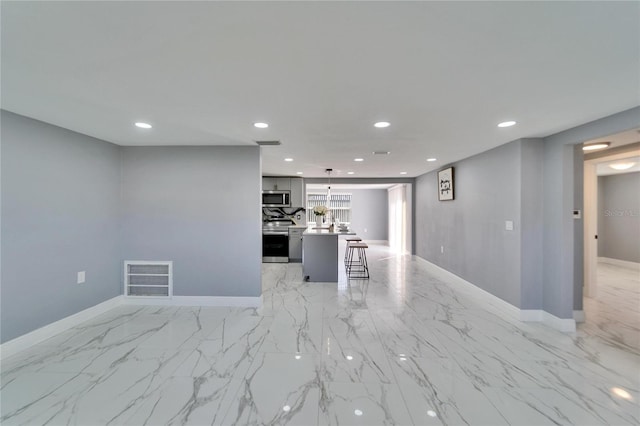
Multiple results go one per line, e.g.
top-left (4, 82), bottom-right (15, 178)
top-left (296, 171), bottom-right (303, 175)
top-left (254, 122), bottom-right (269, 128)
top-left (284, 158), bottom-right (293, 162)
top-left (609, 162), bottom-right (635, 170)
top-left (583, 142), bottom-right (611, 151)
top-left (427, 158), bottom-right (437, 162)
top-left (347, 172), bottom-right (355, 175)
top-left (135, 122), bottom-right (152, 129)
top-left (427, 410), bottom-right (438, 418)
top-left (498, 121), bottom-right (516, 128)
top-left (283, 405), bottom-right (291, 412)
top-left (346, 355), bottom-right (353, 360)
top-left (354, 409), bottom-right (363, 416)
top-left (354, 158), bottom-right (364, 162)
top-left (374, 121), bottom-right (390, 128)
top-left (400, 172), bottom-right (407, 175)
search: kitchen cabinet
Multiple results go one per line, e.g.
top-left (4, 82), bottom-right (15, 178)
top-left (302, 228), bottom-right (356, 281)
top-left (262, 177), bottom-right (291, 191)
top-left (288, 228), bottom-right (304, 262)
top-left (275, 178), bottom-right (291, 190)
top-left (262, 177), bottom-right (275, 191)
top-left (290, 177), bottom-right (304, 207)
top-left (262, 177), bottom-right (304, 207)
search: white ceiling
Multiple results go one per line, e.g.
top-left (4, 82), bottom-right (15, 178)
top-left (2, 2), bottom-right (639, 178)
top-left (307, 183), bottom-right (395, 191)
top-left (596, 156), bottom-right (640, 176)
top-left (583, 128), bottom-right (640, 175)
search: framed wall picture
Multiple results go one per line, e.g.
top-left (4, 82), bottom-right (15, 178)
top-left (438, 167), bottom-right (454, 201)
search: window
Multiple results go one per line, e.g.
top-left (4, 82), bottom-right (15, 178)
top-left (307, 193), bottom-right (352, 224)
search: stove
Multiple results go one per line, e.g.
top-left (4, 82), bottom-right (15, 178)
top-left (262, 219), bottom-right (294, 233)
top-left (262, 219), bottom-right (294, 263)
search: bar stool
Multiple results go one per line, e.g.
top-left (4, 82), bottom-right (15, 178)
top-left (344, 237), bottom-right (362, 266)
top-left (346, 242), bottom-right (369, 279)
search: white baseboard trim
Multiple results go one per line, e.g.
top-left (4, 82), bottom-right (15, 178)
top-left (121, 296), bottom-right (262, 308)
top-left (598, 257), bottom-right (640, 270)
top-left (519, 310), bottom-right (577, 332)
top-left (413, 256), bottom-right (577, 333)
top-left (0, 295), bottom-right (124, 360)
top-left (542, 311), bottom-right (577, 332)
top-left (1, 295), bottom-right (262, 360)
top-left (574, 310), bottom-right (585, 323)
top-left (413, 256), bottom-right (521, 320)
top-left (363, 240), bottom-right (389, 245)
top-left (520, 310), bottom-right (543, 322)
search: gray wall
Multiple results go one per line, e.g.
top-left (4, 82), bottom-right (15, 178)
top-left (121, 146), bottom-right (262, 297)
top-left (541, 142), bottom-right (578, 318)
top-left (415, 141), bottom-right (522, 307)
top-left (543, 106), bottom-right (640, 317)
top-left (414, 107), bottom-right (640, 319)
top-left (1, 112), bottom-right (264, 343)
top-left (519, 139), bottom-right (544, 310)
top-left (598, 172), bottom-right (640, 263)
top-left (1, 111), bottom-right (122, 343)
top-left (344, 189), bottom-right (388, 240)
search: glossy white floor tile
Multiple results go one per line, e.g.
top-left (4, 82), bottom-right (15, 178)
top-left (582, 260), bottom-right (640, 354)
top-left (2, 243), bottom-right (639, 425)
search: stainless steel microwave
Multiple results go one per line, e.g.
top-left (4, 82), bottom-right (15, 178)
top-left (262, 190), bottom-right (291, 207)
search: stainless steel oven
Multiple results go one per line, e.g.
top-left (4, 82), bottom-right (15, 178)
top-left (262, 231), bottom-right (289, 263)
top-left (262, 220), bottom-right (292, 263)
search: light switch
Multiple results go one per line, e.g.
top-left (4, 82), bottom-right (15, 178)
top-left (505, 221), bottom-right (514, 231)
top-left (77, 271), bottom-right (86, 284)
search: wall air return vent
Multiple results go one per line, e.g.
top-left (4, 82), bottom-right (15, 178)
top-left (256, 140), bottom-right (282, 146)
top-left (124, 261), bottom-right (173, 298)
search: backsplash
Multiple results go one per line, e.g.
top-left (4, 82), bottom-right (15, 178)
top-left (262, 206), bottom-right (306, 223)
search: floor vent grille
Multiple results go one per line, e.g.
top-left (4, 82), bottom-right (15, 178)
top-left (124, 261), bottom-right (173, 298)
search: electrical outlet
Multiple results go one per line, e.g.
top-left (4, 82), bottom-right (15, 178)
top-left (364, 228), bottom-right (368, 233)
top-left (505, 220), bottom-right (514, 231)
top-left (440, 246), bottom-right (444, 254)
top-left (77, 271), bottom-right (86, 284)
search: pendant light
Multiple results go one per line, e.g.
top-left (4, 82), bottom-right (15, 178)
top-left (326, 168), bottom-right (333, 206)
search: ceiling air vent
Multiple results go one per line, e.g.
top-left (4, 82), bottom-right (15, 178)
top-left (373, 151), bottom-right (391, 155)
top-left (256, 140), bottom-right (282, 146)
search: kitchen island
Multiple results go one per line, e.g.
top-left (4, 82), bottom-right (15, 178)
top-left (303, 227), bottom-right (355, 282)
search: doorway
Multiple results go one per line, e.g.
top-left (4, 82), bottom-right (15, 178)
top-left (388, 184), bottom-right (412, 254)
top-left (582, 130), bottom-right (640, 353)
top-left (305, 182), bottom-right (413, 252)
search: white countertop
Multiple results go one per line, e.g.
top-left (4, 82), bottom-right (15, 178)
top-left (303, 226), bottom-right (355, 236)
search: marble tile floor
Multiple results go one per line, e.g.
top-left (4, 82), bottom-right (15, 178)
top-left (582, 260), bottom-right (640, 355)
top-left (1, 243), bottom-right (639, 425)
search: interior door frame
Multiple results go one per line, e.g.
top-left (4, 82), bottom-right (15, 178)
top-left (584, 149), bottom-right (640, 298)
top-left (583, 161), bottom-right (598, 298)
